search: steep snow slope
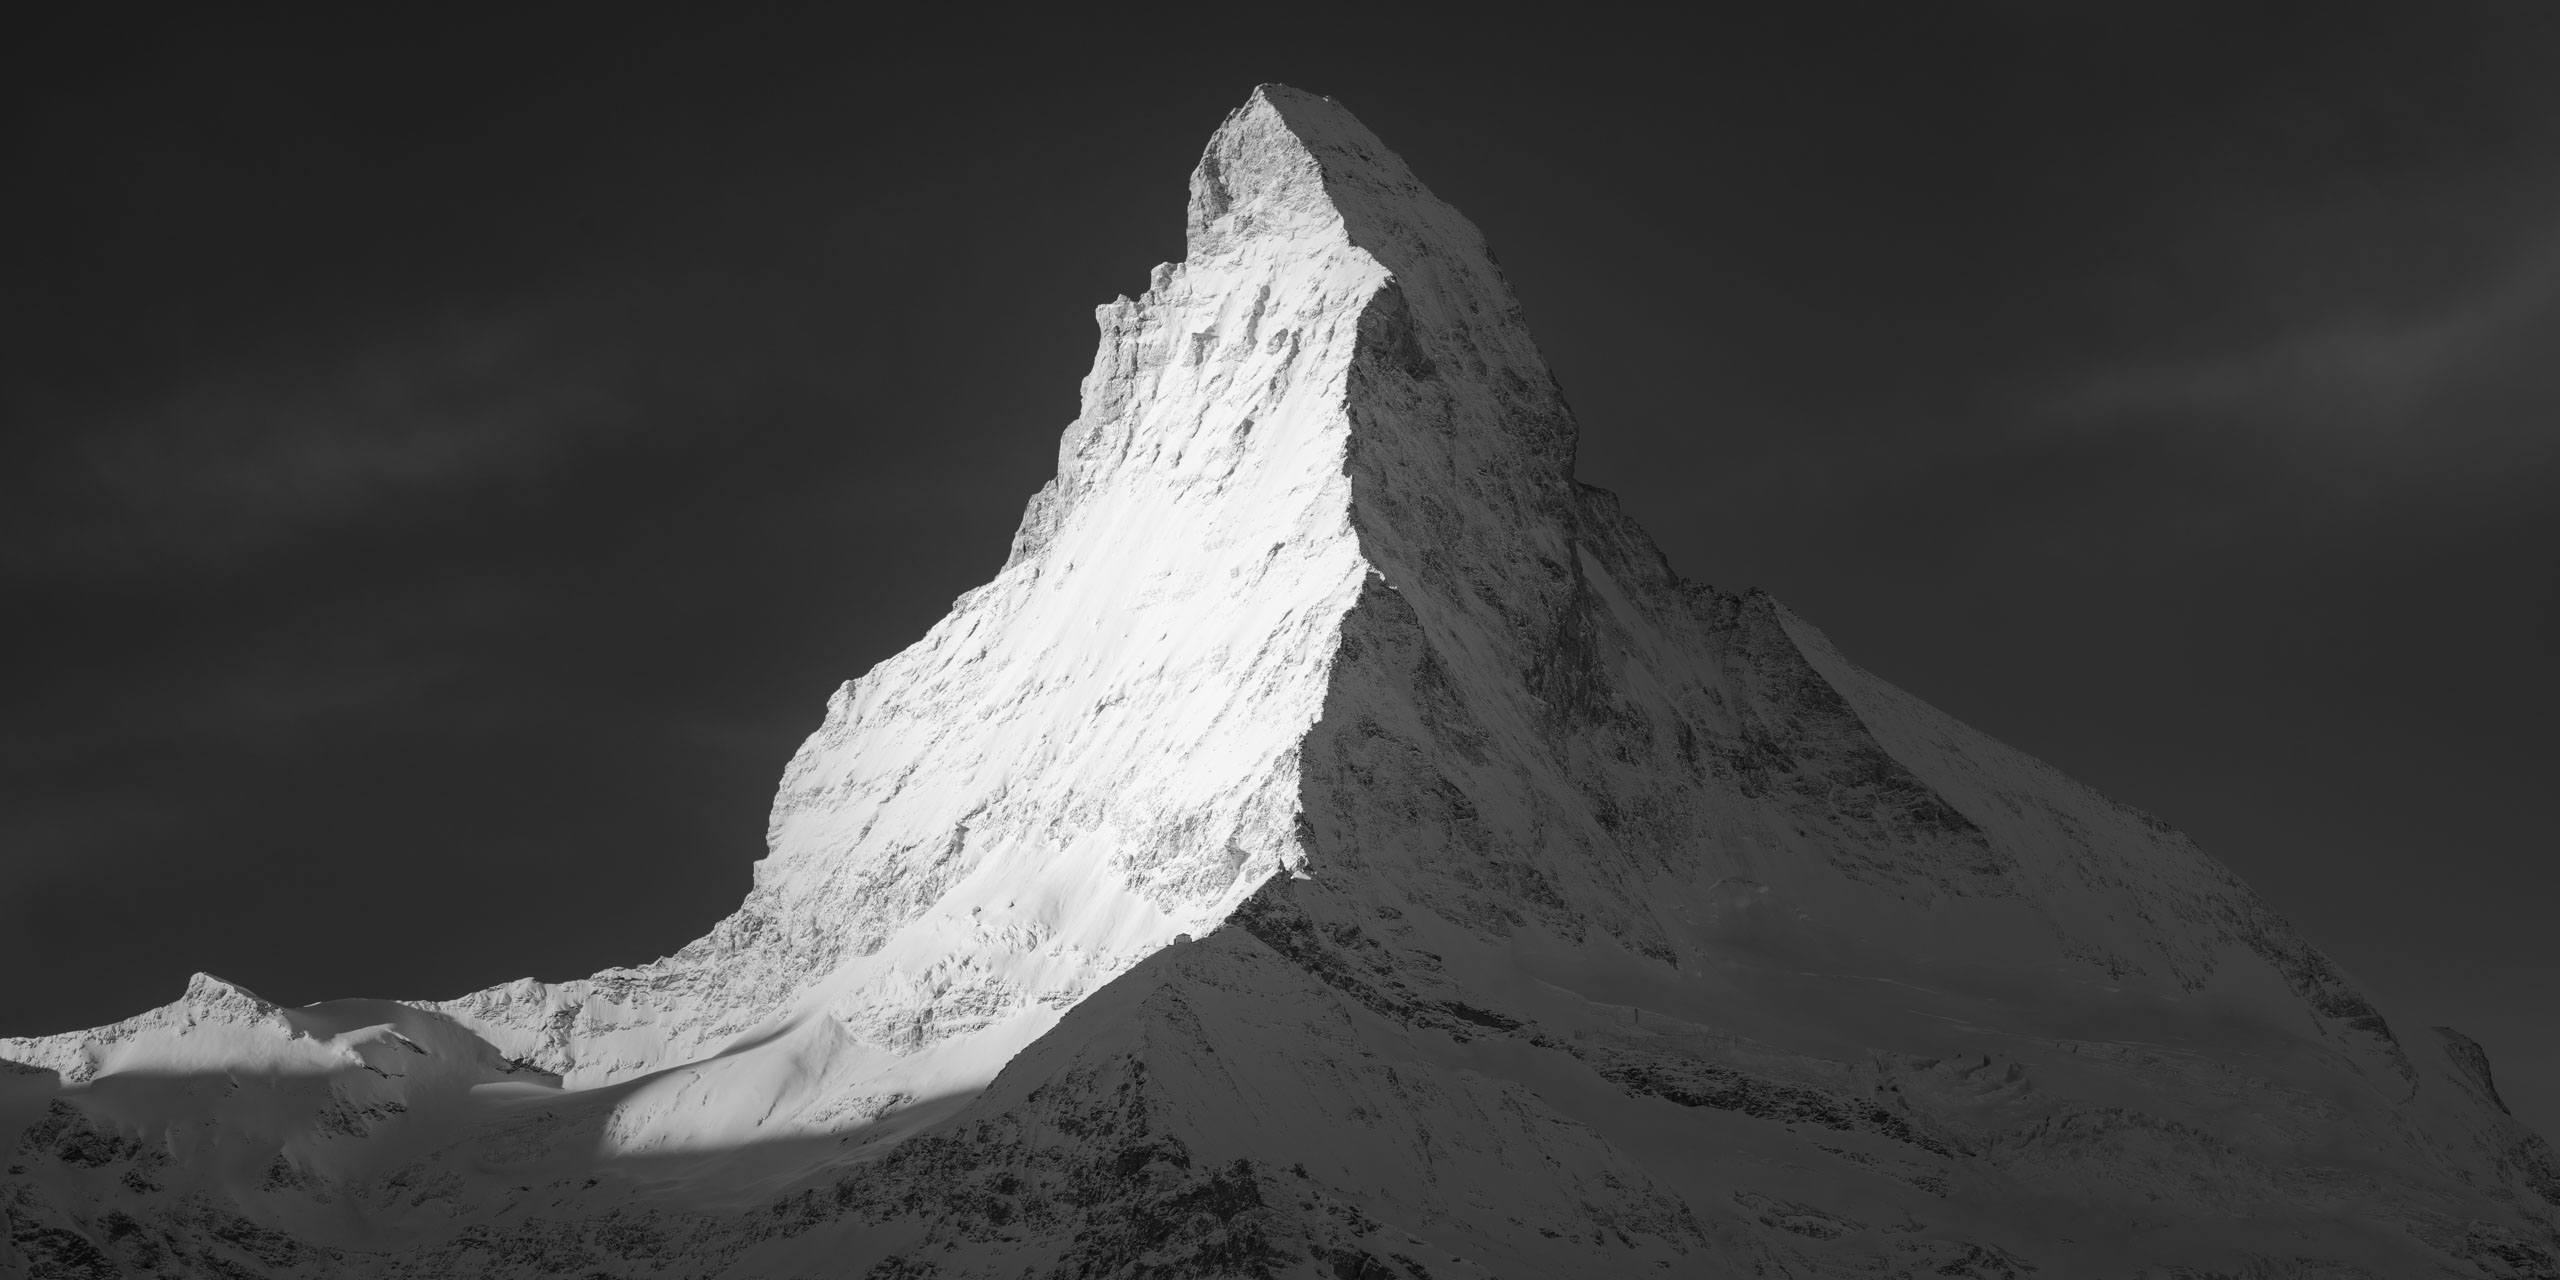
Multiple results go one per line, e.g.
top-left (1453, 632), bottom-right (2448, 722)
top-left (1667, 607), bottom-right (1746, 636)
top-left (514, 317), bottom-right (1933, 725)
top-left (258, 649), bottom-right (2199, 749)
top-left (6, 85), bottom-right (2554, 1279)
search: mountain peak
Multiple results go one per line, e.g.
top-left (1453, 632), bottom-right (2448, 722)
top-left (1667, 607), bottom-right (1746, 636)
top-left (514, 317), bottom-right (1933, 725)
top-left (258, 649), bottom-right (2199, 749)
top-left (1185, 85), bottom-right (1498, 280)
top-left (1186, 85), bottom-right (1414, 257)
top-left (4, 83), bottom-right (2548, 1280)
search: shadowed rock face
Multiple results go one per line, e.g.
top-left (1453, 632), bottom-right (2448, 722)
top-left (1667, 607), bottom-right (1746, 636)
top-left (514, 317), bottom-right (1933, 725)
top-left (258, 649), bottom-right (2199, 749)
top-left (4, 84), bottom-right (2553, 1280)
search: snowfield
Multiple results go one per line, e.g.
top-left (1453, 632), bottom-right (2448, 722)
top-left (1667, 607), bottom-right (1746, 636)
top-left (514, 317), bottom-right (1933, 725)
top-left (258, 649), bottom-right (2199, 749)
top-left (5, 84), bottom-right (2554, 1280)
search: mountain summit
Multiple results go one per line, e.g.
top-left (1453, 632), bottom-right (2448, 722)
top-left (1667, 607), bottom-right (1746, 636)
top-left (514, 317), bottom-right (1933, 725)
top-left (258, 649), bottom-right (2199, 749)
top-left (5, 83), bottom-right (2553, 1280)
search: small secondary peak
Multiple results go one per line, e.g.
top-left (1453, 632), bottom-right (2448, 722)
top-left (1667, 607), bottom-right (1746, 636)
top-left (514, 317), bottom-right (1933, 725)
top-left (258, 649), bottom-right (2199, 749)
top-left (182, 971), bottom-right (277, 1014)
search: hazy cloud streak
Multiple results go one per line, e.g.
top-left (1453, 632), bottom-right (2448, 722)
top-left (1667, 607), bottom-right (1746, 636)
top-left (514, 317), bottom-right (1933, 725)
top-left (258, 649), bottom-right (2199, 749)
top-left (2036, 229), bottom-right (2560, 448)
top-left (9, 300), bottom-right (637, 577)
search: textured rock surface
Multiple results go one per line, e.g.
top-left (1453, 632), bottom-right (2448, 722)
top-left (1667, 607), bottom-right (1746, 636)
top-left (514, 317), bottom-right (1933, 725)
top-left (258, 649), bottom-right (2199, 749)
top-left (4, 84), bottom-right (2553, 1279)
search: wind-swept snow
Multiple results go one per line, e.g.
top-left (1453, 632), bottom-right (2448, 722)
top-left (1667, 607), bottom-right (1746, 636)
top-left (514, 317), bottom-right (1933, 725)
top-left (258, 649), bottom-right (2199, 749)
top-left (5, 84), bottom-right (2553, 1280)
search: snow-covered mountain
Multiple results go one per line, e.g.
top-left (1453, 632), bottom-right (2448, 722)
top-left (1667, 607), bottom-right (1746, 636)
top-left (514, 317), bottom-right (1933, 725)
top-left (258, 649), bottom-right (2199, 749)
top-left (5, 84), bottom-right (2553, 1280)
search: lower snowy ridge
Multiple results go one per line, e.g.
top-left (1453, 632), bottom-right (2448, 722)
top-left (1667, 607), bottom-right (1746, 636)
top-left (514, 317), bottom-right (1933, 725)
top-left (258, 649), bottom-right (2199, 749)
top-left (9, 888), bottom-right (2556, 1278)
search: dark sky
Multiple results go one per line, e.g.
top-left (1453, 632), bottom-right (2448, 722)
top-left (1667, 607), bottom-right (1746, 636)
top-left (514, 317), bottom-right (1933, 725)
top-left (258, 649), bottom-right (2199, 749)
top-left (7, 7), bottom-right (2555, 1133)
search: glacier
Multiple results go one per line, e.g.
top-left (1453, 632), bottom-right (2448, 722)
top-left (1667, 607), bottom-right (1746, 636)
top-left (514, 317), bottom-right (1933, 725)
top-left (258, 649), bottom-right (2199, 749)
top-left (3, 83), bottom-right (2554, 1279)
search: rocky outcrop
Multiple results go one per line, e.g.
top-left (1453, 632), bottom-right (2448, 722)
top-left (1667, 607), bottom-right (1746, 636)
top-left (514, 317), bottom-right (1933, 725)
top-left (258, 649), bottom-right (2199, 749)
top-left (2, 84), bottom-right (2551, 1279)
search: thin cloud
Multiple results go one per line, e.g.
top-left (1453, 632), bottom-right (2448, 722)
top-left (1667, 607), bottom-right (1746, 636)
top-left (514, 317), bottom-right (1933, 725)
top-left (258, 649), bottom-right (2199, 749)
top-left (2038, 230), bottom-right (2560, 441)
top-left (9, 300), bottom-right (636, 576)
